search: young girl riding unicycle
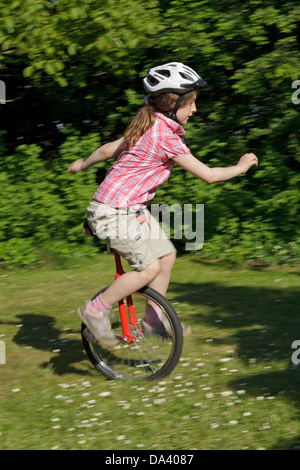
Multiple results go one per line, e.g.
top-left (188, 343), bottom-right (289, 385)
top-left (68, 62), bottom-right (258, 346)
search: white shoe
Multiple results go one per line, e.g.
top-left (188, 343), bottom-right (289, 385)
top-left (77, 301), bottom-right (118, 347)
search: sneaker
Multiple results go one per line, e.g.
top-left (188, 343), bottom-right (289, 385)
top-left (142, 320), bottom-right (170, 339)
top-left (142, 319), bottom-right (191, 339)
top-left (77, 301), bottom-right (118, 347)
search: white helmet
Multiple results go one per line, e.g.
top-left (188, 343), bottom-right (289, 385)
top-left (143, 62), bottom-right (206, 96)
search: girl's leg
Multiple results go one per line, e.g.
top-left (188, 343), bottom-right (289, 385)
top-left (92, 252), bottom-right (175, 315)
top-left (79, 259), bottom-right (161, 345)
top-left (142, 252), bottom-right (190, 335)
top-left (145, 252), bottom-right (176, 325)
top-left (100, 259), bottom-right (161, 306)
top-left (148, 252), bottom-right (176, 297)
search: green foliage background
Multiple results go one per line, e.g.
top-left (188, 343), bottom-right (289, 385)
top-left (0, 0), bottom-right (299, 268)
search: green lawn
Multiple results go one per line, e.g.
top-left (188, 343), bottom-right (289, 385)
top-left (1, 254), bottom-right (300, 450)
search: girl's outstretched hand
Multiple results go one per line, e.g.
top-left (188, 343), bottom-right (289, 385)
top-left (237, 153), bottom-right (258, 174)
top-left (67, 158), bottom-right (85, 173)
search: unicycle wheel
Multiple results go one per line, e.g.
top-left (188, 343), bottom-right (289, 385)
top-left (81, 286), bottom-right (183, 380)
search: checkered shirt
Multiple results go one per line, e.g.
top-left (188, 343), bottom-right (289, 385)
top-left (93, 112), bottom-right (190, 209)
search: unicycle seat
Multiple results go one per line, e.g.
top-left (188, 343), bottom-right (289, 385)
top-left (83, 219), bottom-right (94, 237)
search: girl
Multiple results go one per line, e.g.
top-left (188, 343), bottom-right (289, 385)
top-left (68, 62), bottom-right (258, 346)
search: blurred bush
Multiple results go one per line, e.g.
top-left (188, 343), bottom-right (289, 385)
top-left (0, 0), bottom-right (299, 267)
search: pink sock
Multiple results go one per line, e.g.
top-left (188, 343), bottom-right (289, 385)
top-left (89, 293), bottom-right (112, 314)
top-left (145, 304), bottom-right (163, 326)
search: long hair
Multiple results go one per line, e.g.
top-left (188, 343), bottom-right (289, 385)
top-left (124, 90), bottom-right (197, 149)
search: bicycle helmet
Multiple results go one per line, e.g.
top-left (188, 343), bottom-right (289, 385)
top-left (143, 62), bottom-right (206, 96)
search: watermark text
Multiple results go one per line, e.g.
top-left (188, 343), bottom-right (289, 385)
top-left (291, 340), bottom-right (300, 365)
top-left (0, 340), bottom-right (6, 364)
top-left (292, 80), bottom-right (300, 105)
top-left (0, 80), bottom-right (6, 104)
top-left (90, 203), bottom-right (204, 251)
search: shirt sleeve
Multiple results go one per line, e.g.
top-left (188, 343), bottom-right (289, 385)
top-left (158, 133), bottom-right (190, 159)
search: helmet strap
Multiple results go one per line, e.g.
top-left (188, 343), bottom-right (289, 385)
top-left (148, 95), bottom-right (184, 125)
top-left (147, 95), bottom-right (189, 145)
top-left (170, 95), bottom-right (183, 122)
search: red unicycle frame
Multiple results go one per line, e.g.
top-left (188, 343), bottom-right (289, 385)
top-left (83, 219), bottom-right (140, 343)
top-left (113, 250), bottom-right (140, 343)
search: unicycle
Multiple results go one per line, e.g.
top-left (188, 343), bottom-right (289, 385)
top-left (81, 247), bottom-right (183, 381)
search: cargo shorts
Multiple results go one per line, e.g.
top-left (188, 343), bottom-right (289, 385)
top-left (86, 200), bottom-right (176, 271)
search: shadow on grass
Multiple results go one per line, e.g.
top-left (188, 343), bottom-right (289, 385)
top-left (169, 275), bottom-right (300, 450)
top-left (5, 268), bottom-right (300, 448)
top-left (8, 313), bottom-right (92, 376)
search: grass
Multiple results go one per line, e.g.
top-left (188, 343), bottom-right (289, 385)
top-left (1, 253), bottom-right (300, 450)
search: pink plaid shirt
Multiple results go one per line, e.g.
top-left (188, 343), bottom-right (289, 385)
top-left (93, 112), bottom-right (190, 209)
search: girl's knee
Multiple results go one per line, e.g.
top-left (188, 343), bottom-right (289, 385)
top-left (168, 251), bottom-right (177, 265)
top-left (141, 259), bottom-right (161, 283)
top-left (161, 251), bottom-right (176, 270)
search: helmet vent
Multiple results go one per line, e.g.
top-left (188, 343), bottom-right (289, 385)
top-left (147, 75), bottom-right (159, 86)
top-left (156, 69), bottom-right (171, 78)
top-left (179, 72), bottom-right (193, 81)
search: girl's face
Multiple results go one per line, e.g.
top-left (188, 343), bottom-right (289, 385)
top-left (176, 96), bottom-right (197, 125)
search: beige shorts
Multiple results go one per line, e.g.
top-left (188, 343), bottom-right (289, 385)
top-left (86, 201), bottom-right (176, 271)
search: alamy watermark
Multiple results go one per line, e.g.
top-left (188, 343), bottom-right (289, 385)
top-left (151, 203), bottom-right (204, 250)
top-left (0, 80), bottom-right (6, 104)
top-left (0, 340), bottom-right (5, 364)
top-left (91, 202), bottom-right (204, 251)
top-left (292, 80), bottom-right (300, 105)
top-left (291, 340), bottom-right (300, 365)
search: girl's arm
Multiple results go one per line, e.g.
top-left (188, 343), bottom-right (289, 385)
top-left (67, 137), bottom-right (124, 173)
top-left (173, 152), bottom-right (258, 183)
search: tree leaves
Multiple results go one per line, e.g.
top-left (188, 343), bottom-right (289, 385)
top-left (0, 0), bottom-right (299, 266)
